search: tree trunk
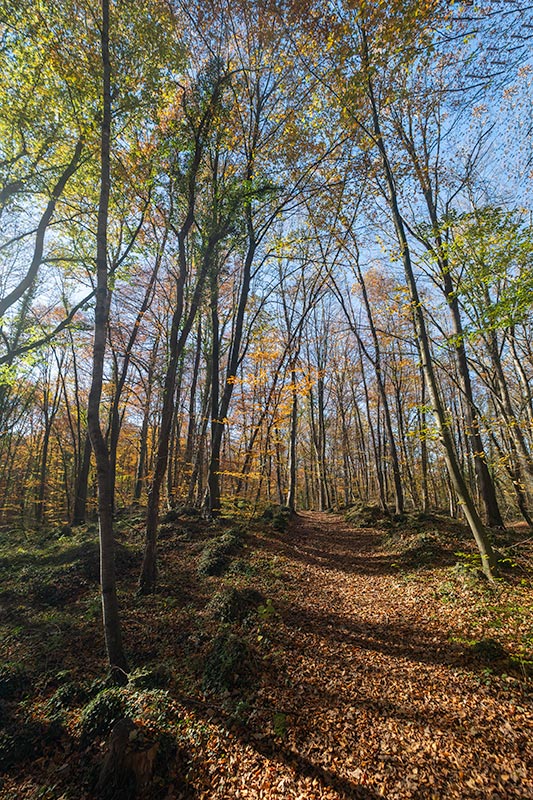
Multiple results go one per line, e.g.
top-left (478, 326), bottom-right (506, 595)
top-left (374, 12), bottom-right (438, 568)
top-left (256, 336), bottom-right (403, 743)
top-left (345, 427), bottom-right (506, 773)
top-left (362, 27), bottom-right (497, 578)
top-left (347, 263), bottom-right (404, 514)
top-left (439, 252), bottom-right (505, 528)
top-left (71, 432), bottom-right (92, 525)
top-left (139, 239), bottom-right (214, 593)
top-left (285, 366), bottom-right (298, 512)
top-left (35, 412), bottom-right (52, 527)
top-left (206, 224), bottom-right (256, 517)
top-left (418, 367), bottom-right (430, 514)
top-left (87, 0), bottom-right (128, 679)
top-left (207, 263), bottom-right (222, 516)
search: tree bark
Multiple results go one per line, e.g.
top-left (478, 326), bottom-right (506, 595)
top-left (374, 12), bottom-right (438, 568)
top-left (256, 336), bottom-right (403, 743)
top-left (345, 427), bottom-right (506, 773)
top-left (86, 0), bottom-right (128, 679)
top-left (362, 25), bottom-right (497, 578)
top-left (285, 366), bottom-right (298, 512)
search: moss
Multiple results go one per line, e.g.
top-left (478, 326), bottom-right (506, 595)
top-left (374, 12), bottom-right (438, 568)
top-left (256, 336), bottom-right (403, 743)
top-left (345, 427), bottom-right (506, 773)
top-left (128, 665), bottom-right (172, 690)
top-left (47, 682), bottom-right (81, 712)
top-left (345, 503), bottom-right (387, 527)
top-left (272, 506), bottom-right (291, 532)
top-left (197, 529), bottom-right (245, 577)
top-left (79, 688), bottom-right (132, 743)
top-left (260, 505), bottom-right (292, 531)
top-left (202, 631), bottom-right (255, 693)
top-left (209, 587), bottom-right (265, 624)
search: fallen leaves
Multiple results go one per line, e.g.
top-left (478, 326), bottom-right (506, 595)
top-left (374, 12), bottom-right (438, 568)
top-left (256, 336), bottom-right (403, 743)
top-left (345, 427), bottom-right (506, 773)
top-left (2, 510), bottom-right (532, 799)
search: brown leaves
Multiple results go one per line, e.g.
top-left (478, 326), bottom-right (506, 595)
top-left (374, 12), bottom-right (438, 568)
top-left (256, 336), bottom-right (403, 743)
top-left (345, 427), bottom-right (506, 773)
top-left (3, 510), bottom-right (532, 799)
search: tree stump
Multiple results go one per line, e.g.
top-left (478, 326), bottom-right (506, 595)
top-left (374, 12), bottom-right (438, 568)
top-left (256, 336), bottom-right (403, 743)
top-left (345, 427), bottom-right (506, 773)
top-left (96, 718), bottom-right (158, 799)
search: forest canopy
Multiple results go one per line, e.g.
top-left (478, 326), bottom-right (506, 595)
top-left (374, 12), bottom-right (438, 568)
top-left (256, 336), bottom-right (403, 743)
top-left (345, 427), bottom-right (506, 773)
top-left (1, 0), bottom-right (533, 666)
top-left (2, 4), bottom-right (533, 799)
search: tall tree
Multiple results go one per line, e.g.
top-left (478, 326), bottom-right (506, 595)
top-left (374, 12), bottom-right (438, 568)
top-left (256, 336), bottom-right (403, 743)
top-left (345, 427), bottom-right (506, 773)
top-left (86, 0), bottom-right (128, 679)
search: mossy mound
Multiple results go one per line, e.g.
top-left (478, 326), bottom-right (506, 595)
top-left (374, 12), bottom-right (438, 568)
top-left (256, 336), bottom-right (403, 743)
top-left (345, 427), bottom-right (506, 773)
top-left (79, 688), bottom-right (133, 744)
top-left (202, 631), bottom-right (255, 693)
top-left (261, 505), bottom-right (292, 532)
top-left (209, 587), bottom-right (265, 624)
top-left (128, 665), bottom-right (172, 690)
top-left (47, 680), bottom-right (87, 713)
top-left (345, 503), bottom-right (387, 527)
top-left (197, 529), bottom-right (245, 577)
top-left (469, 638), bottom-right (508, 663)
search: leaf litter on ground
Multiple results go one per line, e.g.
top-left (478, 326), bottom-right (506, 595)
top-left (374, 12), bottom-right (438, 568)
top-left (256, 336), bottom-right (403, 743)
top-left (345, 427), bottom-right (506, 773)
top-left (0, 509), bottom-right (532, 799)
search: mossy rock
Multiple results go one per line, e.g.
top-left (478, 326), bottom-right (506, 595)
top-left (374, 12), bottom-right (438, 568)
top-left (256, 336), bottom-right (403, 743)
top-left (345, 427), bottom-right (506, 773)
top-left (209, 587), bottom-right (265, 624)
top-left (31, 579), bottom-right (75, 607)
top-left (115, 542), bottom-right (139, 572)
top-left (403, 532), bottom-right (442, 565)
top-left (260, 505), bottom-right (292, 531)
top-left (158, 523), bottom-right (177, 539)
top-left (272, 507), bottom-right (291, 532)
top-left (47, 680), bottom-right (88, 712)
top-left (179, 505), bottom-right (202, 518)
top-left (79, 688), bottom-right (132, 744)
top-left (227, 558), bottom-right (256, 578)
top-left (202, 632), bottom-right (255, 693)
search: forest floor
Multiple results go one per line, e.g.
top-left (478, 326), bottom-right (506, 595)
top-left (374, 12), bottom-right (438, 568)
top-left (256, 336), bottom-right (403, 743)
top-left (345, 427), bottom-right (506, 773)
top-left (1, 508), bottom-right (532, 799)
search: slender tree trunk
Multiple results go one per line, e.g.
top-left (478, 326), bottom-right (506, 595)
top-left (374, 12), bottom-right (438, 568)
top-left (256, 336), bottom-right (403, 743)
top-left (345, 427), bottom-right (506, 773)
top-left (72, 432), bottom-right (92, 525)
top-left (139, 239), bottom-right (214, 593)
top-left (440, 271), bottom-right (505, 527)
top-left (285, 366), bottom-right (298, 512)
top-left (419, 368), bottom-right (430, 514)
top-left (358, 341), bottom-right (388, 512)
top-left (509, 326), bottom-right (533, 430)
top-left (35, 412), bottom-right (52, 526)
top-left (354, 265), bottom-right (404, 514)
top-left (394, 382), bottom-right (418, 510)
top-left (486, 322), bottom-right (533, 487)
top-left (207, 264), bottom-right (222, 516)
top-left (206, 224), bottom-right (257, 516)
top-left (133, 336), bottom-right (158, 502)
top-left (184, 320), bottom-right (203, 486)
top-left (187, 369), bottom-right (211, 506)
top-left (274, 427), bottom-right (284, 506)
top-left (316, 373), bottom-right (331, 510)
top-left (395, 96), bottom-right (504, 528)
top-left (488, 426), bottom-right (533, 529)
top-left (138, 72), bottom-right (227, 591)
top-left (108, 249), bottom-right (163, 510)
top-left (167, 360), bottom-right (184, 508)
top-left (87, 0), bottom-right (128, 679)
top-left (362, 27), bottom-right (497, 578)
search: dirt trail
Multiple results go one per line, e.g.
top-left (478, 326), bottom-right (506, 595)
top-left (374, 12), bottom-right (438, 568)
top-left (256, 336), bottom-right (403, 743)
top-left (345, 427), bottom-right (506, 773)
top-left (221, 511), bottom-right (532, 800)
top-left (2, 511), bottom-right (531, 800)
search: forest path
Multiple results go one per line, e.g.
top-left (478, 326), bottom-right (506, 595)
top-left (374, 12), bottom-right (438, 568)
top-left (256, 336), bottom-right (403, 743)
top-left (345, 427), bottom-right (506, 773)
top-left (234, 510), bottom-right (532, 800)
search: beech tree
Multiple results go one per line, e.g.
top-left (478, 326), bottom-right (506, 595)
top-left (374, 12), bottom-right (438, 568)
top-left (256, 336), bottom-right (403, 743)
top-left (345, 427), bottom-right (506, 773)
top-left (3, 0), bottom-right (533, 579)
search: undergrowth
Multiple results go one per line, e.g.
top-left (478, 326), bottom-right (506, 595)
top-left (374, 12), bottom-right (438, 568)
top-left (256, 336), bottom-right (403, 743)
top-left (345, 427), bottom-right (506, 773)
top-left (0, 506), bottom-right (531, 800)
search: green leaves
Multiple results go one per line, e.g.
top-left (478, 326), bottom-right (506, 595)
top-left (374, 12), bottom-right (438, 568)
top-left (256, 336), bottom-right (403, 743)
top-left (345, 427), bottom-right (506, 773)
top-left (446, 206), bottom-right (533, 333)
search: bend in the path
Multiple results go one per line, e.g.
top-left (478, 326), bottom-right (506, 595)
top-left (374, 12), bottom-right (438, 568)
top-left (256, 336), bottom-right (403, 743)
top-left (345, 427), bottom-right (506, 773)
top-left (263, 510), bottom-right (400, 578)
top-left (248, 510), bottom-right (532, 800)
